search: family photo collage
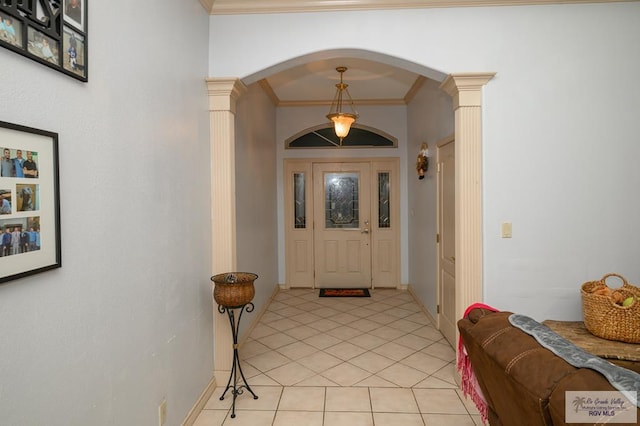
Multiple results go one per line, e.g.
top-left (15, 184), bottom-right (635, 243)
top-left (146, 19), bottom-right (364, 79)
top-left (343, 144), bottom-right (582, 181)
top-left (0, 121), bottom-right (60, 284)
top-left (1, 146), bottom-right (41, 258)
top-left (0, 0), bottom-right (87, 81)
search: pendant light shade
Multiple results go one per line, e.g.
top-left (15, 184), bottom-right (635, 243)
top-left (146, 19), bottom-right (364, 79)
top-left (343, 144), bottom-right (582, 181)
top-left (329, 114), bottom-right (356, 139)
top-left (326, 67), bottom-right (358, 143)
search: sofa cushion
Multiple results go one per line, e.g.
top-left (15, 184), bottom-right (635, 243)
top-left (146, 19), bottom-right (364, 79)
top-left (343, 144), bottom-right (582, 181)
top-left (548, 368), bottom-right (640, 426)
top-left (459, 311), bottom-right (579, 425)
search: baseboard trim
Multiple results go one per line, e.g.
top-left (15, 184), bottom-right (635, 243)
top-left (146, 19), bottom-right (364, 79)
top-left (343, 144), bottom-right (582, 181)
top-left (407, 285), bottom-right (438, 327)
top-left (238, 284), bottom-right (280, 346)
top-left (407, 285), bottom-right (462, 385)
top-left (181, 375), bottom-right (217, 426)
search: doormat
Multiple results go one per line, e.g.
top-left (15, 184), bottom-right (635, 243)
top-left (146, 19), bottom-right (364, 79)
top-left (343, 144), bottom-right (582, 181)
top-left (319, 288), bottom-right (370, 298)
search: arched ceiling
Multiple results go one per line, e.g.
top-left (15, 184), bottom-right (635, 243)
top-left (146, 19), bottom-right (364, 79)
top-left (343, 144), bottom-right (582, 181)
top-left (254, 57), bottom-right (433, 108)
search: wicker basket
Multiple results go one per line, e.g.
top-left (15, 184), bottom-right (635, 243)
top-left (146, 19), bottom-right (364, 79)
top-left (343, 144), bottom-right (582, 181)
top-left (580, 273), bottom-right (640, 343)
top-left (211, 272), bottom-right (257, 308)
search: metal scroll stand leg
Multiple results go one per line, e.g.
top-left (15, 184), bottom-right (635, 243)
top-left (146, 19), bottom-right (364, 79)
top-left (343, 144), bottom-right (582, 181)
top-left (218, 303), bottom-right (258, 419)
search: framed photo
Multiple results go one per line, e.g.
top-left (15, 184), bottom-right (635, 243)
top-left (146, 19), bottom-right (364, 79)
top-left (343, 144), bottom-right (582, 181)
top-left (27, 27), bottom-right (59, 65)
top-left (62, 26), bottom-right (85, 78)
top-left (0, 121), bottom-right (61, 284)
top-left (0, 12), bottom-right (23, 48)
top-left (63, 0), bottom-right (84, 31)
top-left (0, 1), bottom-right (88, 82)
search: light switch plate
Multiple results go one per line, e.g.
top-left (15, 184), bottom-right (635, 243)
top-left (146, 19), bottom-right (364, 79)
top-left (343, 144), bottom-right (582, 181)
top-left (501, 222), bottom-right (512, 238)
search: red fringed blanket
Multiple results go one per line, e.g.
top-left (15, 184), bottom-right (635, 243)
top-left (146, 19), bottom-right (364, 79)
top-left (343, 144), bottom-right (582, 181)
top-left (457, 303), bottom-right (500, 425)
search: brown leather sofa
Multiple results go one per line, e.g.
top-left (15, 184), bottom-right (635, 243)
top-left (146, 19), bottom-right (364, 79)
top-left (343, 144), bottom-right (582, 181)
top-left (457, 308), bottom-right (640, 426)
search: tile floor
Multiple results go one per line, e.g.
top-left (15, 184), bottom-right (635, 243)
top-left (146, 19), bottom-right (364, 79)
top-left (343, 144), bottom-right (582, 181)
top-left (193, 289), bottom-right (482, 426)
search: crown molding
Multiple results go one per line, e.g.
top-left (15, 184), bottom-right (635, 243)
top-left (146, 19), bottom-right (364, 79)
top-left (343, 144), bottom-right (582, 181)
top-left (272, 98), bottom-right (407, 107)
top-left (257, 77), bottom-right (408, 106)
top-left (440, 72), bottom-right (496, 108)
top-left (206, 78), bottom-right (248, 111)
top-left (201, 0), bottom-right (636, 15)
top-left (258, 79), bottom-right (280, 106)
top-left (404, 76), bottom-right (426, 104)
top-left (199, 0), bottom-right (216, 13)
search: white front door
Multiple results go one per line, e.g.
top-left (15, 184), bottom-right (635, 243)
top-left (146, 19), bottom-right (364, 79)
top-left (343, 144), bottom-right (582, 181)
top-left (313, 162), bottom-right (372, 288)
top-left (437, 137), bottom-right (456, 347)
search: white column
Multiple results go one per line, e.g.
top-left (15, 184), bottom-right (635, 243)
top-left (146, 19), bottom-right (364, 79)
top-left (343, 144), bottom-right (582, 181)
top-left (206, 78), bottom-right (247, 383)
top-left (440, 73), bottom-right (495, 330)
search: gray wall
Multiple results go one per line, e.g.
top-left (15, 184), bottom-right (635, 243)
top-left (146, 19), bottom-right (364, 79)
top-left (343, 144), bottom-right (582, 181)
top-left (235, 82), bottom-right (279, 332)
top-left (0, 1), bottom-right (212, 425)
top-left (407, 79), bottom-right (454, 315)
top-left (211, 2), bottom-right (640, 321)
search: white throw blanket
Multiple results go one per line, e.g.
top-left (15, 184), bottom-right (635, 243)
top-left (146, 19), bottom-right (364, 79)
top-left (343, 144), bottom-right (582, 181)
top-left (509, 314), bottom-right (640, 408)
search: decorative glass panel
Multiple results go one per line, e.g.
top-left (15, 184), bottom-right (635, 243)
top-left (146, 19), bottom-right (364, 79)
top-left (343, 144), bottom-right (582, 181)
top-left (287, 126), bottom-right (397, 148)
top-left (378, 172), bottom-right (390, 228)
top-left (324, 173), bottom-right (359, 229)
top-left (294, 173), bottom-right (306, 228)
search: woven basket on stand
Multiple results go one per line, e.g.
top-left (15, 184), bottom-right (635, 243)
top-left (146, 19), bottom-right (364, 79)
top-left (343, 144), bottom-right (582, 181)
top-left (211, 272), bottom-right (257, 308)
top-left (580, 273), bottom-right (640, 343)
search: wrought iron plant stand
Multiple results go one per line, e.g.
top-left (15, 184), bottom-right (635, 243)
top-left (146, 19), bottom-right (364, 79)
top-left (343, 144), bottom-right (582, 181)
top-left (211, 272), bottom-right (259, 418)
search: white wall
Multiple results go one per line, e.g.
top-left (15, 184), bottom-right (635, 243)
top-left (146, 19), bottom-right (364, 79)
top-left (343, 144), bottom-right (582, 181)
top-left (0, 1), bottom-right (212, 425)
top-left (407, 79), bottom-right (454, 315)
top-left (211, 2), bottom-right (640, 321)
top-left (234, 82), bottom-right (279, 332)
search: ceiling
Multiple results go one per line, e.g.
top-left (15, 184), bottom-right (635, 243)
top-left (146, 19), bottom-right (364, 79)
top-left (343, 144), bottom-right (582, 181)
top-left (203, 0), bottom-right (631, 107)
top-left (257, 57), bottom-right (428, 108)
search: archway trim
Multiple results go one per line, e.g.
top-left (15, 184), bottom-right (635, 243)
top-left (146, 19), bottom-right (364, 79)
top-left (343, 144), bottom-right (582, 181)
top-left (440, 72), bottom-right (496, 341)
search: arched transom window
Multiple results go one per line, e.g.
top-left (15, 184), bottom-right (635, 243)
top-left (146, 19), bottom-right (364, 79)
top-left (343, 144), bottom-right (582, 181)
top-left (286, 124), bottom-right (397, 149)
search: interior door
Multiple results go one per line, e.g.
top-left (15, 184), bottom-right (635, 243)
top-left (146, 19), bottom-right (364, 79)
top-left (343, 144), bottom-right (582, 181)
top-left (438, 138), bottom-right (456, 347)
top-left (313, 162), bottom-right (371, 288)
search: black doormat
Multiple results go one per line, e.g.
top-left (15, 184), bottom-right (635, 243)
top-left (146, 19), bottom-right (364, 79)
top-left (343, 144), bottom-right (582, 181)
top-left (319, 288), bottom-right (371, 297)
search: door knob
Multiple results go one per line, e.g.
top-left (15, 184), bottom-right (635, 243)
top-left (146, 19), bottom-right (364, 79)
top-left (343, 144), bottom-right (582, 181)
top-left (362, 228), bottom-right (370, 234)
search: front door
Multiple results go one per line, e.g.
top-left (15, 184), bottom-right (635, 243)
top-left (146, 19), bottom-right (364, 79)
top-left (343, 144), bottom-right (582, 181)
top-left (438, 137), bottom-right (456, 347)
top-left (313, 162), bottom-right (372, 288)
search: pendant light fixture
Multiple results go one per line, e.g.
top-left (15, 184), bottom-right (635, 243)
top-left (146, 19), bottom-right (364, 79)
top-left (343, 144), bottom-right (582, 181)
top-left (326, 66), bottom-right (358, 143)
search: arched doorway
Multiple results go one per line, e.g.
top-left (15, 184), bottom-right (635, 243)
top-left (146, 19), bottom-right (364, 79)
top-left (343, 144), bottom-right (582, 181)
top-left (206, 54), bottom-right (494, 380)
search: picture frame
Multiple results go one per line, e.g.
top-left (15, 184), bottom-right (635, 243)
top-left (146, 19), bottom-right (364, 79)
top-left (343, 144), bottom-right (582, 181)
top-left (63, 0), bottom-right (84, 31)
top-left (0, 121), bottom-right (61, 284)
top-left (0, 0), bottom-right (88, 82)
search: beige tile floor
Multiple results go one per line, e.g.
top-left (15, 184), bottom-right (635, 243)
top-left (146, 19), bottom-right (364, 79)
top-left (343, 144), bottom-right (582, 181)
top-left (194, 289), bottom-right (482, 426)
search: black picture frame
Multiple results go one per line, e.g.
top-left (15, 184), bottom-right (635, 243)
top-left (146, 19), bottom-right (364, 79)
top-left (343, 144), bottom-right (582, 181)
top-left (0, 121), bottom-right (61, 284)
top-left (0, 0), bottom-right (88, 82)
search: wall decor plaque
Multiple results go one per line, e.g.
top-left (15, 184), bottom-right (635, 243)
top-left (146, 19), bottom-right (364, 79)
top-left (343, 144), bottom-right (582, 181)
top-left (0, 0), bottom-right (88, 81)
